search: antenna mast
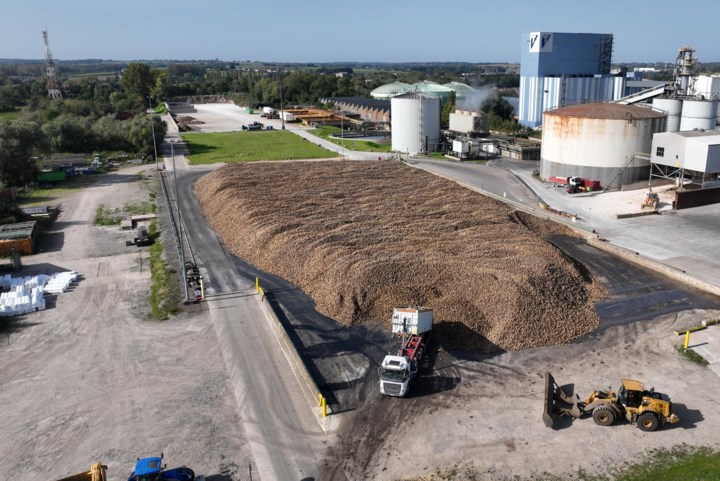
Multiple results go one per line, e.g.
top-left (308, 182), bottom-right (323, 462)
top-left (42, 28), bottom-right (63, 99)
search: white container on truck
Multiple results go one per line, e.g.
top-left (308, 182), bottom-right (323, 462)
top-left (262, 106), bottom-right (274, 115)
top-left (379, 307), bottom-right (432, 397)
top-left (282, 111), bottom-right (296, 122)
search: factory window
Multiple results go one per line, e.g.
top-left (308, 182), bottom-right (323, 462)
top-left (656, 147), bottom-right (665, 157)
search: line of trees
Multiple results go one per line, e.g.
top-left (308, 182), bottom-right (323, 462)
top-left (0, 62), bottom-right (168, 187)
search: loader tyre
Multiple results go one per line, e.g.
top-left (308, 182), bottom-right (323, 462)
top-left (592, 405), bottom-right (616, 426)
top-left (637, 412), bottom-right (659, 432)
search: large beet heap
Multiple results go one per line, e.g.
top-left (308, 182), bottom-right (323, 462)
top-left (195, 160), bottom-right (604, 351)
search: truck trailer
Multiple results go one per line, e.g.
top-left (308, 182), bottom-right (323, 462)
top-left (379, 307), bottom-right (432, 397)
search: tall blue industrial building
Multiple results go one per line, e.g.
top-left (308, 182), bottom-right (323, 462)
top-left (519, 32), bottom-right (626, 127)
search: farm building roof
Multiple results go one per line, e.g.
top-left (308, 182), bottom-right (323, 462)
top-left (0, 221), bottom-right (36, 240)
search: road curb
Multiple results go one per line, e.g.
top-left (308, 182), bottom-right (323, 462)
top-left (586, 237), bottom-right (720, 298)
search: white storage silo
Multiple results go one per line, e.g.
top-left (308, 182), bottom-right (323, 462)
top-left (540, 103), bottom-right (666, 189)
top-left (653, 98), bottom-right (683, 132)
top-left (679, 99), bottom-right (719, 131)
top-left (391, 92), bottom-right (440, 154)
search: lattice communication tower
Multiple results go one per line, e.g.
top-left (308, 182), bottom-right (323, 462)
top-left (43, 28), bottom-right (63, 99)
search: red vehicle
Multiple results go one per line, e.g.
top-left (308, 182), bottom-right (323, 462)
top-left (549, 176), bottom-right (601, 194)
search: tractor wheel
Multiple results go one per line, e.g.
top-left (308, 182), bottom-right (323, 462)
top-left (592, 405), bottom-right (616, 426)
top-left (637, 412), bottom-right (659, 432)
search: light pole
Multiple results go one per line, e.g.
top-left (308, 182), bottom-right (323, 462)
top-left (148, 97), bottom-right (158, 171)
top-left (337, 108), bottom-right (345, 160)
top-left (279, 72), bottom-right (285, 130)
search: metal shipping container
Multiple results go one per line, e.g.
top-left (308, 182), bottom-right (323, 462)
top-left (391, 307), bottom-right (433, 335)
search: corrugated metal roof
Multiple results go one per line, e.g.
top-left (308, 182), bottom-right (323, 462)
top-left (443, 81), bottom-right (475, 93)
top-left (545, 103), bottom-right (667, 120)
top-left (370, 82), bottom-right (410, 97)
top-left (675, 129), bottom-right (720, 142)
top-left (409, 81), bottom-right (453, 94)
top-left (0, 221), bottom-right (36, 240)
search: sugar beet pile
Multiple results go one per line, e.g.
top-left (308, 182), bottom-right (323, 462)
top-left (195, 160), bottom-right (605, 351)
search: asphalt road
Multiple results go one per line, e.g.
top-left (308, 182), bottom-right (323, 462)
top-left (163, 124), bottom-right (345, 480)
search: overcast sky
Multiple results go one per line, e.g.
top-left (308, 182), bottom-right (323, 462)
top-left (1, 0), bottom-right (717, 64)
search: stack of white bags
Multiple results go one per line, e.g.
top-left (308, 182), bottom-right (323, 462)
top-left (0, 271), bottom-right (78, 316)
top-left (43, 271), bottom-right (79, 294)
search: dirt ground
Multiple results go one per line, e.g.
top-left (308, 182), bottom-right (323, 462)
top-left (0, 166), bottom-right (251, 481)
top-left (336, 307), bottom-right (720, 481)
top-left (195, 160), bottom-right (605, 352)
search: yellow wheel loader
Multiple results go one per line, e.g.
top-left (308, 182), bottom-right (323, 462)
top-left (56, 462), bottom-right (107, 481)
top-left (543, 372), bottom-right (679, 432)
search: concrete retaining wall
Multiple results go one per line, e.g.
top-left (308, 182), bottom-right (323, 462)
top-left (587, 237), bottom-right (720, 298)
top-left (255, 293), bottom-right (330, 414)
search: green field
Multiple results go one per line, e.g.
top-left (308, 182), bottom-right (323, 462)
top-left (181, 130), bottom-right (335, 164)
top-left (0, 108), bottom-right (22, 121)
top-left (310, 126), bottom-right (393, 153)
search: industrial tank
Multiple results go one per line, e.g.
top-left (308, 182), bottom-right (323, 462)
top-left (679, 99), bottom-right (719, 131)
top-left (540, 103), bottom-right (666, 189)
top-left (370, 82), bottom-right (410, 99)
top-left (391, 92), bottom-right (440, 154)
top-left (653, 98), bottom-right (683, 132)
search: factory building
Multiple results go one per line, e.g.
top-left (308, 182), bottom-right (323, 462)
top-left (648, 50), bottom-right (720, 133)
top-left (319, 97), bottom-right (390, 124)
top-left (540, 103), bottom-right (666, 189)
top-left (651, 130), bottom-right (720, 189)
top-left (519, 32), bottom-right (625, 128)
top-left (448, 110), bottom-right (488, 135)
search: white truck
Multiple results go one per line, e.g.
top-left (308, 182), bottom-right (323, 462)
top-left (378, 307), bottom-right (433, 397)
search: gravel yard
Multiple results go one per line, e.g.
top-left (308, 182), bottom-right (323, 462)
top-left (0, 166), bottom-right (251, 481)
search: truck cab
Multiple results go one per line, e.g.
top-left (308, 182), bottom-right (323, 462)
top-left (379, 355), bottom-right (414, 396)
top-left (378, 307), bottom-right (432, 397)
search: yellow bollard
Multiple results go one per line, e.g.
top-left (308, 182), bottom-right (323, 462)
top-left (255, 277), bottom-right (259, 293)
top-left (321, 396), bottom-right (327, 417)
top-left (684, 330), bottom-right (690, 350)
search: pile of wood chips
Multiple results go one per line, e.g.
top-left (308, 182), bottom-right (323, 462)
top-left (195, 160), bottom-right (605, 352)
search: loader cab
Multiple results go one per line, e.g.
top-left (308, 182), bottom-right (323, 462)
top-left (618, 379), bottom-right (645, 408)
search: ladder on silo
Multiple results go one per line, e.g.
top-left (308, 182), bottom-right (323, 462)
top-left (419, 94), bottom-right (424, 154)
top-left (604, 153), bottom-right (649, 190)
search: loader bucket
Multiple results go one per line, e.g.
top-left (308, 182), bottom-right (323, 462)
top-left (543, 372), bottom-right (581, 428)
top-left (543, 372), bottom-right (556, 428)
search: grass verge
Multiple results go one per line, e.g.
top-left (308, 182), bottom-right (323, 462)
top-left (94, 201), bottom-right (156, 226)
top-left (181, 130), bottom-right (334, 164)
top-left (148, 221), bottom-right (182, 320)
top-left (676, 345), bottom-right (710, 366)
top-left (420, 447), bottom-right (720, 481)
top-left (0, 108), bottom-right (22, 121)
top-left (310, 126), bottom-right (392, 153)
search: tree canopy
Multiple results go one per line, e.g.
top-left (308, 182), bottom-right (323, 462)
top-left (0, 121), bottom-right (43, 186)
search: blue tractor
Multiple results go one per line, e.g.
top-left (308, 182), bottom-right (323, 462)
top-left (128, 453), bottom-right (195, 481)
